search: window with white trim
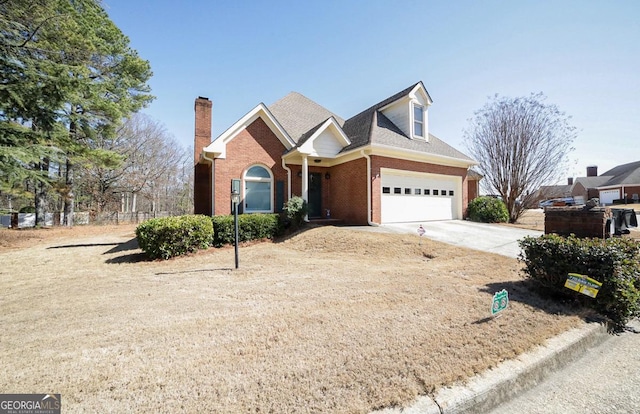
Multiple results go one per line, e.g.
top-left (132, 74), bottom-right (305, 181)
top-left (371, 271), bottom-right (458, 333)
top-left (244, 165), bottom-right (273, 213)
top-left (413, 103), bottom-right (424, 138)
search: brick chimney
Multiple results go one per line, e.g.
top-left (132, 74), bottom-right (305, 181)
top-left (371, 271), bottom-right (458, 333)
top-left (194, 97), bottom-right (212, 165)
top-left (586, 165), bottom-right (598, 177)
top-left (568, 177), bottom-right (574, 185)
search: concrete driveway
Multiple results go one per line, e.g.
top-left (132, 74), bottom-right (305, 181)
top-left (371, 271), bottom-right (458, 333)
top-left (379, 220), bottom-right (543, 258)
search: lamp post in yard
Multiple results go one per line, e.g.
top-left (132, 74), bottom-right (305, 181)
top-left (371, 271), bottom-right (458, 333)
top-left (231, 189), bottom-right (240, 269)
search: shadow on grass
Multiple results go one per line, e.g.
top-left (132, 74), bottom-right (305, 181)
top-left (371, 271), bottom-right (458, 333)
top-left (48, 238), bottom-right (139, 253)
top-left (155, 267), bottom-right (233, 275)
top-left (105, 252), bottom-right (149, 264)
top-left (476, 279), bottom-right (604, 325)
top-left (48, 242), bottom-right (120, 249)
top-left (103, 238), bottom-right (139, 254)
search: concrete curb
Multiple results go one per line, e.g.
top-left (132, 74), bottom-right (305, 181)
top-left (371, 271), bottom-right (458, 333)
top-left (373, 321), bottom-right (610, 414)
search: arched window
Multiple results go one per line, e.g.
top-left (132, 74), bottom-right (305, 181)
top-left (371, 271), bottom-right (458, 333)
top-left (244, 165), bottom-right (273, 213)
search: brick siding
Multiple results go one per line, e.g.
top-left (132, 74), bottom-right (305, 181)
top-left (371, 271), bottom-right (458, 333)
top-left (213, 117), bottom-right (288, 215)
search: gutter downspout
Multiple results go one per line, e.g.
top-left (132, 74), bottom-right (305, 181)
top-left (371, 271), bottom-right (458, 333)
top-left (361, 150), bottom-right (377, 226)
top-left (282, 158), bottom-right (292, 200)
top-left (202, 152), bottom-right (215, 216)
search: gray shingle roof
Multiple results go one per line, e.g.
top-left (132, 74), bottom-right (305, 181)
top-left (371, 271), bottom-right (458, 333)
top-left (539, 185), bottom-right (573, 198)
top-left (268, 83), bottom-right (474, 163)
top-left (268, 92), bottom-right (344, 143)
top-left (599, 160), bottom-right (640, 186)
top-left (574, 176), bottom-right (612, 188)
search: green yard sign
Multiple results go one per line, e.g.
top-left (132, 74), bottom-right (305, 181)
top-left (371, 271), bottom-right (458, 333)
top-left (491, 289), bottom-right (509, 316)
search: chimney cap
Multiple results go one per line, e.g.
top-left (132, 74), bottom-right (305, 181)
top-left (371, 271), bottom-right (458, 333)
top-left (197, 96), bottom-right (210, 101)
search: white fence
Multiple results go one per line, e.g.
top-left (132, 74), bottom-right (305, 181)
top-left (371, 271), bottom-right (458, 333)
top-left (0, 212), bottom-right (90, 228)
top-left (0, 211), bottom-right (171, 227)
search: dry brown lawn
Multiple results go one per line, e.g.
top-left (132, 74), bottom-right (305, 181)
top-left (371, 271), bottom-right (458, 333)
top-left (0, 224), bottom-right (591, 413)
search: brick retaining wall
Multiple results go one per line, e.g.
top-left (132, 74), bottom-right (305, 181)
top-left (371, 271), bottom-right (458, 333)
top-left (544, 206), bottom-right (611, 238)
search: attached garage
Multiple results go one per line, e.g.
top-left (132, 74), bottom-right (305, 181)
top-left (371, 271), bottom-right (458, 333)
top-left (380, 168), bottom-right (462, 223)
top-left (599, 189), bottom-right (620, 205)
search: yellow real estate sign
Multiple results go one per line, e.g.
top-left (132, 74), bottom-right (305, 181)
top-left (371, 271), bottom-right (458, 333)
top-left (564, 273), bottom-right (602, 298)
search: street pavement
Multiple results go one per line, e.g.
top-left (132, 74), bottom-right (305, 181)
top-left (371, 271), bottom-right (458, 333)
top-left (488, 319), bottom-right (640, 414)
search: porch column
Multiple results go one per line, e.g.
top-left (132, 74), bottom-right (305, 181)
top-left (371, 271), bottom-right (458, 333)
top-left (301, 155), bottom-right (309, 220)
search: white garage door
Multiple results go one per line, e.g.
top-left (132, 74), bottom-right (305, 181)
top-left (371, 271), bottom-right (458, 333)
top-left (380, 169), bottom-right (461, 223)
top-left (599, 189), bottom-right (620, 205)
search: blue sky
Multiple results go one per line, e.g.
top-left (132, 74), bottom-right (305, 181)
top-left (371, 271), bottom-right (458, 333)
top-left (104, 0), bottom-right (639, 183)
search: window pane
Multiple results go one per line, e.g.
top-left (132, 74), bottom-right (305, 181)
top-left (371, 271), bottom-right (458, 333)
top-left (245, 181), bottom-right (271, 211)
top-left (414, 122), bottom-right (423, 137)
top-left (433, 190), bottom-right (439, 195)
top-left (449, 190), bottom-right (454, 196)
top-left (424, 189), bottom-right (430, 195)
top-left (404, 188), bottom-right (411, 195)
top-left (441, 190), bottom-right (447, 196)
top-left (246, 166), bottom-right (270, 179)
top-left (394, 187), bottom-right (401, 194)
top-left (382, 187), bottom-right (390, 194)
top-left (414, 105), bottom-right (423, 122)
top-left (415, 188), bottom-right (421, 195)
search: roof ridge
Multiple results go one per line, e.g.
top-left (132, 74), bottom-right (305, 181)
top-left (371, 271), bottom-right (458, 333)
top-left (345, 81), bottom-right (422, 122)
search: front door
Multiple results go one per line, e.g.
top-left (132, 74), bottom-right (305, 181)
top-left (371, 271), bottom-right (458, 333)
top-left (308, 173), bottom-right (322, 218)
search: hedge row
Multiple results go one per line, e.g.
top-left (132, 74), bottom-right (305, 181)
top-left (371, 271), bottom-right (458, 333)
top-left (519, 234), bottom-right (640, 330)
top-left (136, 215), bottom-right (213, 260)
top-left (211, 214), bottom-right (280, 247)
top-left (136, 213), bottom-right (281, 258)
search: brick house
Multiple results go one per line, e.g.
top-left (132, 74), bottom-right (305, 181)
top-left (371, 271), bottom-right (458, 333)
top-left (535, 163), bottom-right (640, 206)
top-left (193, 82), bottom-right (479, 225)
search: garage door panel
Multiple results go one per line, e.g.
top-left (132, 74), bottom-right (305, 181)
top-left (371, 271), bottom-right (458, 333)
top-left (380, 170), bottom-right (459, 223)
top-left (599, 189), bottom-right (619, 205)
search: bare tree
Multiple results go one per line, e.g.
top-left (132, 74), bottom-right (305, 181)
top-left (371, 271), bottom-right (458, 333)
top-left (115, 114), bottom-right (189, 213)
top-left (464, 93), bottom-right (576, 223)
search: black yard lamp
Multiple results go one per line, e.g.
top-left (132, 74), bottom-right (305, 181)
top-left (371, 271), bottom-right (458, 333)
top-left (231, 189), bottom-right (240, 269)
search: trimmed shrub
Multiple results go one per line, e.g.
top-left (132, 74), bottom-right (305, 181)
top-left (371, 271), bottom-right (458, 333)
top-left (519, 234), bottom-right (640, 330)
top-left (136, 215), bottom-right (213, 260)
top-left (19, 206), bottom-right (36, 213)
top-left (467, 196), bottom-right (509, 223)
top-left (211, 213), bottom-right (279, 247)
top-left (282, 196), bottom-right (308, 229)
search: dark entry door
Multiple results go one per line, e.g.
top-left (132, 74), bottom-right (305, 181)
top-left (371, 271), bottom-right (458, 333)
top-left (308, 173), bottom-right (322, 218)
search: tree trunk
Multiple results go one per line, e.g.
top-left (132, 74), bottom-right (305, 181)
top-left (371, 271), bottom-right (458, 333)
top-left (63, 157), bottom-right (74, 226)
top-left (35, 158), bottom-right (49, 226)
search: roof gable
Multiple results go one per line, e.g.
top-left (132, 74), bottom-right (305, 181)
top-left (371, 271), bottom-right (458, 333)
top-left (296, 117), bottom-right (351, 158)
top-left (203, 103), bottom-right (294, 159)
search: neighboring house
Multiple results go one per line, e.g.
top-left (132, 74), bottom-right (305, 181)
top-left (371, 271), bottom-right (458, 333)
top-left (193, 82), bottom-right (480, 225)
top-left (536, 162), bottom-right (640, 206)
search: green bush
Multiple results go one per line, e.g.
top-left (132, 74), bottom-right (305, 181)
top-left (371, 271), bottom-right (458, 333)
top-left (282, 196), bottom-right (308, 229)
top-left (135, 215), bottom-right (213, 260)
top-left (467, 196), bottom-right (509, 223)
top-left (211, 213), bottom-right (279, 247)
top-left (19, 206), bottom-right (36, 213)
top-left (519, 234), bottom-right (640, 330)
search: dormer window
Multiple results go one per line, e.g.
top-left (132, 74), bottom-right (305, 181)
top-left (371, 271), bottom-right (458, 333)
top-left (413, 103), bottom-right (424, 138)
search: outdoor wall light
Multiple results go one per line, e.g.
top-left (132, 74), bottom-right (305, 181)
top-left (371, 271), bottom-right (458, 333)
top-left (325, 173), bottom-right (331, 180)
top-left (297, 171), bottom-right (302, 178)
